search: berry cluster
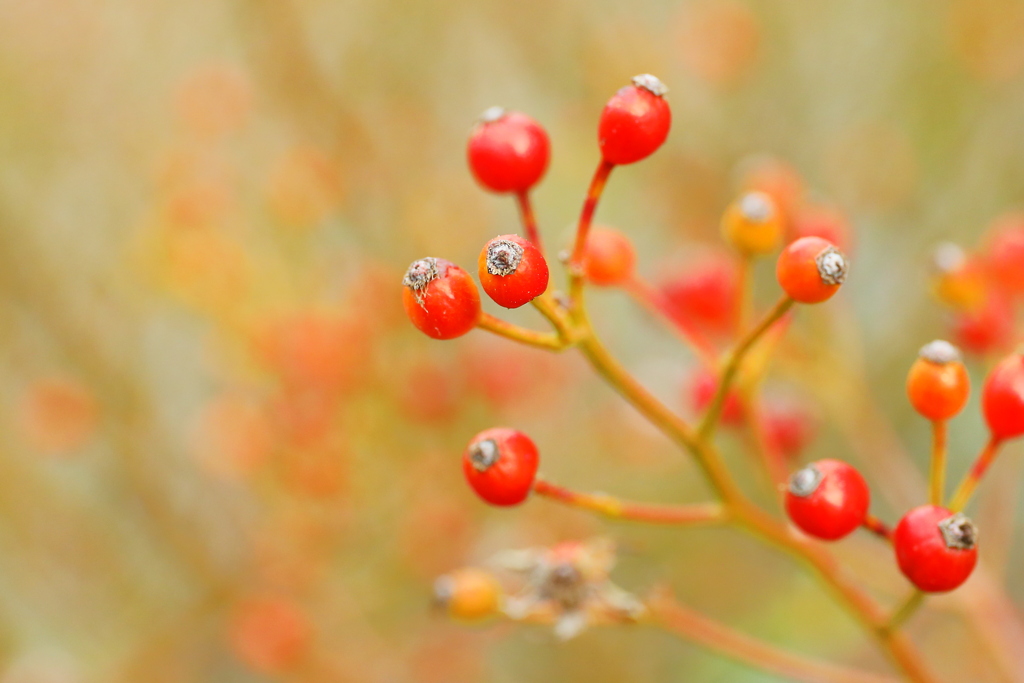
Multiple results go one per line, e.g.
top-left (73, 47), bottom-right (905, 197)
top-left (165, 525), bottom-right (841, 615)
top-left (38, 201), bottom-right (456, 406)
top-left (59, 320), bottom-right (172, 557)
top-left (930, 215), bottom-right (1024, 356)
top-left (401, 74), bottom-right (1024, 678)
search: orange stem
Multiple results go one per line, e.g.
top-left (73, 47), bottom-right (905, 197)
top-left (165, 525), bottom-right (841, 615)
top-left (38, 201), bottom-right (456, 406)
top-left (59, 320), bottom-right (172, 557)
top-left (862, 514), bottom-right (893, 542)
top-left (948, 436), bottom-right (1003, 512)
top-left (533, 479), bottom-right (726, 525)
top-left (650, 596), bottom-right (900, 683)
top-left (515, 190), bottom-right (542, 253)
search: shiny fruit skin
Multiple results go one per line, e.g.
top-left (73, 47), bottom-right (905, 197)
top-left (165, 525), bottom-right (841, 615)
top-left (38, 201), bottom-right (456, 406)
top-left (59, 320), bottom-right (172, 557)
top-left (467, 110), bottom-right (550, 193)
top-left (776, 236), bottom-right (847, 304)
top-left (906, 350), bottom-right (970, 422)
top-left (478, 234), bottom-right (549, 308)
top-left (785, 459), bottom-right (869, 540)
top-left (462, 427), bottom-right (539, 506)
top-left (583, 227), bottom-right (637, 286)
top-left (894, 505), bottom-right (978, 593)
top-left (598, 79), bottom-right (671, 165)
top-left (982, 351), bottom-right (1024, 440)
top-left (402, 258), bottom-right (481, 340)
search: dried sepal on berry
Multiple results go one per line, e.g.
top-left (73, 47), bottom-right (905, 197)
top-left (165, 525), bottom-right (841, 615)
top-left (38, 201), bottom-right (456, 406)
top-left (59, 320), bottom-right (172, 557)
top-left (721, 191), bottom-right (783, 256)
top-left (462, 427), bottom-right (539, 506)
top-left (402, 257), bottom-right (481, 340)
top-left (906, 340), bottom-right (970, 421)
top-left (467, 109), bottom-right (550, 193)
top-left (775, 236), bottom-right (848, 304)
top-left (894, 505), bottom-right (978, 592)
top-left (784, 459), bottom-right (869, 540)
top-left (478, 235), bottom-right (549, 308)
top-left (598, 74), bottom-right (672, 165)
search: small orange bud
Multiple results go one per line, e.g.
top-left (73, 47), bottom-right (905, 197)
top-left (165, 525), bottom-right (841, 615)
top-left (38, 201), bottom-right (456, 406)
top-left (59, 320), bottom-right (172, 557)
top-left (433, 568), bottom-right (503, 621)
top-left (721, 191), bottom-right (783, 256)
top-left (907, 340), bottom-right (970, 421)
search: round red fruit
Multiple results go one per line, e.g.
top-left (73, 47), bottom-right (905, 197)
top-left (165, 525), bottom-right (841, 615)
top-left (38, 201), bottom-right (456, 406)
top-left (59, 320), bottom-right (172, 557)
top-left (478, 235), bottom-right (549, 308)
top-left (982, 350), bottom-right (1024, 441)
top-left (462, 427), bottom-right (539, 506)
top-left (906, 340), bottom-right (970, 421)
top-left (894, 505), bottom-right (978, 593)
top-left (776, 236), bottom-right (848, 304)
top-left (785, 459), bottom-right (869, 540)
top-left (983, 213), bottom-right (1024, 295)
top-left (583, 226), bottom-right (636, 286)
top-left (598, 74), bottom-right (671, 165)
top-left (467, 108), bottom-right (550, 193)
top-left (689, 368), bottom-right (744, 426)
top-left (402, 258), bottom-right (481, 340)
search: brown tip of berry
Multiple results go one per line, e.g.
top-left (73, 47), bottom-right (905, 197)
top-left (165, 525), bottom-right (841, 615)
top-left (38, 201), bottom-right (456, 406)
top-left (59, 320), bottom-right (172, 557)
top-left (479, 106), bottom-right (507, 123)
top-left (739, 192), bottom-right (774, 223)
top-left (403, 257), bottom-right (440, 304)
top-left (469, 438), bottom-right (500, 472)
top-left (919, 340), bottom-right (962, 365)
top-left (938, 512), bottom-right (977, 550)
top-left (932, 242), bottom-right (966, 274)
top-left (788, 465), bottom-right (823, 497)
top-left (815, 246), bottom-right (848, 286)
top-left (486, 239), bottom-right (524, 276)
top-left (631, 74), bottom-right (668, 97)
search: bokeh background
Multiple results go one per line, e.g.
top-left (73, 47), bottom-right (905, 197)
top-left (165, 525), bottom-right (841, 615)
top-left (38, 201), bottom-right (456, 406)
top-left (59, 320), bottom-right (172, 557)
top-left (1, 0), bottom-right (1023, 681)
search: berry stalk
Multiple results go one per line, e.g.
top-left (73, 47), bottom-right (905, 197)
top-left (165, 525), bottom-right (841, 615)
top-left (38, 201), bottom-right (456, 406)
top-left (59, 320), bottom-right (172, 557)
top-left (568, 159), bottom-right (615, 305)
top-left (515, 190), bottom-right (543, 252)
top-left (885, 591), bottom-right (926, 633)
top-left (533, 479), bottom-right (726, 525)
top-left (929, 420), bottom-right (947, 506)
top-left (650, 594), bottom-right (901, 683)
top-left (476, 312), bottom-right (566, 350)
top-left (948, 436), bottom-right (1003, 512)
top-left (699, 295), bottom-right (795, 439)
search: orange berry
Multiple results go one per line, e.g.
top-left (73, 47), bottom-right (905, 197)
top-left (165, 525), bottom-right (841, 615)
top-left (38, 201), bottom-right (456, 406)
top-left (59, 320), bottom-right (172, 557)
top-left (582, 226), bottom-right (636, 286)
top-left (930, 242), bottom-right (988, 311)
top-left (775, 236), bottom-right (848, 304)
top-left (721, 191), bottom-right (783, 256)
top-left (433, 568), bottom-right (503, 621)
top-left (906, 341), bottom-right (971, 421)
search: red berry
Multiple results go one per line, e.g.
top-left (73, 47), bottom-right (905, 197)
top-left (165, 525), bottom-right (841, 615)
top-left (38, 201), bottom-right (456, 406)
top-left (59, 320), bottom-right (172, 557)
top-left (951, 293), bottom-right (1014, 356)
top-left (982, 350), bottom-right (1024, 441)
top-left (402, 258), bottom-right (481, 340)
top-left (894, 505), bottom-right (978, 593)
top-left (462, 427), bottom-right (539, 506)
top-left (688, 368), bottom-right (744, 426)
top-left (598, 74), bottom-right (671, 165)
top-left (776, 236), bottom-right (848, 304)
top-left (983, 212), bottom-right (1024, 296)
top-left (785, 459), bottom-right (869, 540)
top-left (661, 256), bottom-right (739, 336)
top-left (467, 108), bottom-right (550, 193)
top-left (582, 226), bottom-right (637, 286)
top-left (763, 402), bottom-right (816, 460)
top-left (478, 235), bottom-right (549, 308)
top-left (906, 340), bottom-right (970, 421)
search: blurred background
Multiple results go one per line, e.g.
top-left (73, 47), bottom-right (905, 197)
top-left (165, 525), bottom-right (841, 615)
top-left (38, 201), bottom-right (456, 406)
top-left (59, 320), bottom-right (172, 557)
top-left (1, 0), bottom-right (1023, 680)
